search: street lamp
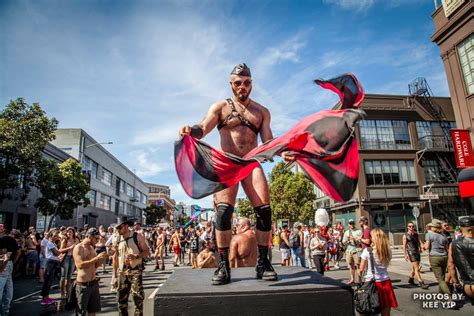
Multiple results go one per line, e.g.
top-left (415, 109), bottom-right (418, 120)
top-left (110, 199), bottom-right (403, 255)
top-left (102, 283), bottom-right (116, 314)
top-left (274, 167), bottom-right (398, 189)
top-left (80, 141), bottom-right (113, 165)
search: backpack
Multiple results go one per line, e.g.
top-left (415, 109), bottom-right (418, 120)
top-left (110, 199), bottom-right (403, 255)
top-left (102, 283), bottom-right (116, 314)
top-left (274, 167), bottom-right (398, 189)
top-left (118, 232), bottom-right (145, 269)
top-left (288, 232), bottom-right (300, 249)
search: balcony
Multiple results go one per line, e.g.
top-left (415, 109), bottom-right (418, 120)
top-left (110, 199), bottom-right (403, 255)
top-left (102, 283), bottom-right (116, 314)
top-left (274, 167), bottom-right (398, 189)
top-left (417, 135), bottom-right (453, 151)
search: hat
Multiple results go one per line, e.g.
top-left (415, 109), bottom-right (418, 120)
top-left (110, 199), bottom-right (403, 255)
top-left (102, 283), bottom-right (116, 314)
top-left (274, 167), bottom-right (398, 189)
top-left (359, 216), bottom-right (368, 222)
top-left (427, 218), bottom-right (443, 229)
top-left (118, 216), bottom-right (135, 227)
top-left (231, 63), bottom-right (251, 77)
top-left (459, 216), bottom-right (474, 228)
top-left (348, 219), bottom-right (355, 224)
top-left (293, 222), bottom-right (302, 229)
top-left (86, 227), bottom-right (99, 237)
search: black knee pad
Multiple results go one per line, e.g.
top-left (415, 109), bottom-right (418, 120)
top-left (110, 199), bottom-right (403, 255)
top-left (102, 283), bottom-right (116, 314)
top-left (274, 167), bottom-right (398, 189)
top-left (254, 204), bottom-right (272, 232)
top-left (215, 203), bottom-right (233, 231)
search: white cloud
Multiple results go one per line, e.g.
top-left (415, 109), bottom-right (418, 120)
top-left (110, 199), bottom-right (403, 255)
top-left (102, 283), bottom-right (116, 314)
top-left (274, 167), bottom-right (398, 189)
top-left (323, 0), bottom-right (375, 12)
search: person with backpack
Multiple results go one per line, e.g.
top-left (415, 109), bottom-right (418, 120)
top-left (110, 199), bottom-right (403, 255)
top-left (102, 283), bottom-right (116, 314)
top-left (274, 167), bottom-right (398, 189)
top-left (114, 217), bottom-right (150, 316)
top-left (289, 223), bottom-right (303, 267)
top-left (359, 228), bottom-right (398, 316)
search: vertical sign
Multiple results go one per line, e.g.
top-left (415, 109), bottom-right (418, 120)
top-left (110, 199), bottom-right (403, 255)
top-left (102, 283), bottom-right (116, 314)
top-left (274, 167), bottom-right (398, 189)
top-left (450, 129), bottom-right (474, 168)
top-left (442, 0), bottom-right (466, 17)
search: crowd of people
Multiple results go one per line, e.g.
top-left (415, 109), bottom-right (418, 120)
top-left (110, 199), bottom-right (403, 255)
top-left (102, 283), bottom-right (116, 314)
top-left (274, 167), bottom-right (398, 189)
top-left (0, 213), bottom-right (472, 315)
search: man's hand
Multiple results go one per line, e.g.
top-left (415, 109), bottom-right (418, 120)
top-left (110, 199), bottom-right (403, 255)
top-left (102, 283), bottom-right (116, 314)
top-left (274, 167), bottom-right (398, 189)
top-left (96, 252), bottom-right (109, 262)
top-left (179, 126), bottom-right (192, 137)
top-left (404, 254), bottom-right (409, 262)
top-left (281, 151), bottom-right (296, 162)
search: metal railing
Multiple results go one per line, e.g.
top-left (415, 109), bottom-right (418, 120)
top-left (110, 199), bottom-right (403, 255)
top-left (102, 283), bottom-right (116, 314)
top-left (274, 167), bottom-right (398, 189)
top-left (417, 135), bottom-right (453, 151)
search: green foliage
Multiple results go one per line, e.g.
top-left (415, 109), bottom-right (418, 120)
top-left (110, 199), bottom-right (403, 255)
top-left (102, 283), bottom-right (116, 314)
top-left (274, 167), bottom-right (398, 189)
top-left (236, 197), bottom-right (255, 220)
top-left (269, 162), bottom-right (316, 223)
top-left (144, 204), bottom-right (167, 225)
top-left (34, 158), bottom-right (90, 229)
top-left (0, 98), bottom-right (58, 202)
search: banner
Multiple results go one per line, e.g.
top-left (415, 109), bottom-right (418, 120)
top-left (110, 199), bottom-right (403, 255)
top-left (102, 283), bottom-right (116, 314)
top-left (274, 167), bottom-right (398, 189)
top-left (450, 129), bottom-right (474, 168)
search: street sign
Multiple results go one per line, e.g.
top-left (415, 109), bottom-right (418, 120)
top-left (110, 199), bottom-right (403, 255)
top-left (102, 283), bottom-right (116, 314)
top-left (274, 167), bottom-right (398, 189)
top-left (412, 206), bottom-right (420, 218)
top-left (420, 193), bottom-right (439, 200)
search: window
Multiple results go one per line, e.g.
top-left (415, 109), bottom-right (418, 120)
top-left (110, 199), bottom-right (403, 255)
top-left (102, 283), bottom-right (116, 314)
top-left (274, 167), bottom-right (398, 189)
top-left (83, 156), bottom-right (98, 178)
top-left (359, 120), bottom-right (411, 150)
top-left (458, 34), bottom-right (474, 95)
top-left (87, 190), bottom-right (96, 207)
top-left (127, 184), bottom-right (134, 197)
top-left (99, 168), bottom-right (112, 186)
top-left (416, 121), bottom-right (457, 149)
top-left (99, 193), bottom-right (111, 210)
top-left (423, 160), bottom-right (443, 183)
top-left (365, 160), bottom-right (416, 186)
top-left (141, 193), bottom-right (147, 204)
top-left (120, 180), bottom-right (126, 193)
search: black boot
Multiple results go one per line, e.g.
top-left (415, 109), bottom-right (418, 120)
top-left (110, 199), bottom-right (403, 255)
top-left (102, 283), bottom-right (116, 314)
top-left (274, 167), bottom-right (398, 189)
top-left (408, 277), bottom-right (415, 285)
top-left (256, 246), bottom-right (278, 281)
top-left (212, 248), bottom-right (231, 285)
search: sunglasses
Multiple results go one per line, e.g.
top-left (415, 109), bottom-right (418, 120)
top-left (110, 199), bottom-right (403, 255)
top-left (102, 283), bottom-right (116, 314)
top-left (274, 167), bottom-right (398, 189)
top-left (232, 79), bottom-right (252, 88)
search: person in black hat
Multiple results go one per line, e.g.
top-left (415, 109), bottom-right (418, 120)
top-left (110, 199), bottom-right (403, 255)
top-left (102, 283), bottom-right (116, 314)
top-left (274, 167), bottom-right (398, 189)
top-left (179, 63), bottom-right (280, 285)
top-left (113, 217), bottom-right (149, 316)
top-left (448, 216), bottom-right (474, 300)
top-left (73, 227), bottom-right (109, 316)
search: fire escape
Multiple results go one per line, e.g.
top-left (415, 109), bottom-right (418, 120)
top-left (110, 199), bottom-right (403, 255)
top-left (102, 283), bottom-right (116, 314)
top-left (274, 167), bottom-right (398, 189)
top-left (409, 78), bottom-right (458, 185)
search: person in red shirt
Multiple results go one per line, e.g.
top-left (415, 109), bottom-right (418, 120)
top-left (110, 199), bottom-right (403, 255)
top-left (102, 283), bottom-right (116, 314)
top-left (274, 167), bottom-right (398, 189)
top-left (359, 216), bottom-right (371, 249)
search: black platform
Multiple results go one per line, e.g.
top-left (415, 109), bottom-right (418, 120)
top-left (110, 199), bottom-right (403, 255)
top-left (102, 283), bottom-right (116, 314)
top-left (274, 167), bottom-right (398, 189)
top-left (154, 266), bottom-right (354, 316)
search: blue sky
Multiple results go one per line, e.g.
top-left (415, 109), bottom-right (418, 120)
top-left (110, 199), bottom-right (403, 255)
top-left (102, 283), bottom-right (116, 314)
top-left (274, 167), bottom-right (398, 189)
top-left (0, 0), bottom-right (449, 207)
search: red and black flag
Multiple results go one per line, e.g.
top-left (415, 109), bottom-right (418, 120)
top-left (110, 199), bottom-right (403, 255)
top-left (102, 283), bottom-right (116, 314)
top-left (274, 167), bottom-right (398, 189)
top-left (175, 73), bottom-right (365, 202)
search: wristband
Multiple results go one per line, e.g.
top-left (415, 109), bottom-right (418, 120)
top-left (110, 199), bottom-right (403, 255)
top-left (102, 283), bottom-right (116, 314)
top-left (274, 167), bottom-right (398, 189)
top-left (190, 125), bottom-right (204, 139)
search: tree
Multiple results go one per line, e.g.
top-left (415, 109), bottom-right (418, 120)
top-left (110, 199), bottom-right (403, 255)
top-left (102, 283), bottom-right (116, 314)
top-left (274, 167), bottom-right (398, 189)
top-left (144, 204), bottom-right (167, 225)
top-left (269, 161), bottom-right (293, 221)
top-left (236, 197), bottom-right (254, 219)
top-left (34, 158), bottom-right (90, 229)
top-left (269, 162), bottom-right (316, 223)
top-left (0, 98), bottom-right (58, 202)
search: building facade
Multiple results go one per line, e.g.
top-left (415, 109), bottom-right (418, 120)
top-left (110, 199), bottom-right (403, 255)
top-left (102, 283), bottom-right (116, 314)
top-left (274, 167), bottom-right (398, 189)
top-left (0, 143), bottom-right (72, 231)
top-left (51, 129), bottom-right (148, 228)
top-left (146, 183), bottom-right (176, 223)
top-left (314, 92), bottom-right (472, 245)
top-left (432, 0), bottom-right (473, 145)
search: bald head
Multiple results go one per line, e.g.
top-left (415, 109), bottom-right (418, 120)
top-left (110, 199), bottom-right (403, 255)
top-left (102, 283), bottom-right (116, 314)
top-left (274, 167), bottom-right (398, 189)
top-left (237, 218), bottom-right (251, 234)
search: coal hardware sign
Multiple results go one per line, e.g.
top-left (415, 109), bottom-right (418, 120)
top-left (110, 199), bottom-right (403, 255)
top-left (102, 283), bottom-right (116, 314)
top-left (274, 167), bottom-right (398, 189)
top-left (450, 129), bottom-right (474, 168)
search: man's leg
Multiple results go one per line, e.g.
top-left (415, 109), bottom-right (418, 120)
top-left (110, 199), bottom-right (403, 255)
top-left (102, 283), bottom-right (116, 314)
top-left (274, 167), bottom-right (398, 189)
top-left (212, 185), bottom-right (238, 285)
top-left (242, 166), bottom-right (277, 281)
top-left (130, 270), bottom-right (144, 316)
top-left (117, 272), bottom-right (131, 316)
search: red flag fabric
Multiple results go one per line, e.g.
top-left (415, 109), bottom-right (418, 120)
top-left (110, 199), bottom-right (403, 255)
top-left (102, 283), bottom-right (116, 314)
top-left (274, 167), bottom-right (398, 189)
top-left (175, 74), bottom-right (365, 202)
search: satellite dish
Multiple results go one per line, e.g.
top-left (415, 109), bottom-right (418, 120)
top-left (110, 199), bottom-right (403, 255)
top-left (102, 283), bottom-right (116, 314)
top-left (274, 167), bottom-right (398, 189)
top-left (315, 208), bottom-right (329, 227)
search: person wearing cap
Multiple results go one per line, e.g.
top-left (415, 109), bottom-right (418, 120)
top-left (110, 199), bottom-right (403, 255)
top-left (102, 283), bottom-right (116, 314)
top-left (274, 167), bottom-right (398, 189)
top-left (342, 219), bottom-right (362, 285)
top-left (73, 227), bottom-right (109, 316)
top-left (424, 218), bottom-right (450, 294)
top-left (179, 63), bottom-right (279, 285)
top-left (448, 216), bottom-right (474, 300)
top-left (113, 217), bottom-right (149, 316)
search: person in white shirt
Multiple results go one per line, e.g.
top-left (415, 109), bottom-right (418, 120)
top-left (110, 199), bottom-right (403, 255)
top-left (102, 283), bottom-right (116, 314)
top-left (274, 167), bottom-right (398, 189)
top-left (303, 226), bottom-right (312, 269)
top-left (359, 228), bottom-right (398, 316)
top-left (40, 229), bottom-right (72, 305)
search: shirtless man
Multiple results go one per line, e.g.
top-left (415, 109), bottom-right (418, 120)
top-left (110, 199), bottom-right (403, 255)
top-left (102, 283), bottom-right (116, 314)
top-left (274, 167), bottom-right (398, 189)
top-left (180, 63), bottom-right (281, 285)
top-left (197, 241), bottom-right (218, 269)
top-left (73, 228), bottom-right (109, 316)
top-left (229, 218), bottom-right (257, 268)
top-left (154, 227), bottom-right (165, 270)
top-left (168, 229), bottom-right (181, 267)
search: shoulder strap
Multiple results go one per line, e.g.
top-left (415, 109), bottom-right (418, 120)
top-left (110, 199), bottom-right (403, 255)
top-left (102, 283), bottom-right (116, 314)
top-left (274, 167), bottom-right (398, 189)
top-left (133, 232), bottom-right (142, 253)
top-left (217, 99), bottom-right (235, 130)
top-left (368, 247), bottom-right (376, 280)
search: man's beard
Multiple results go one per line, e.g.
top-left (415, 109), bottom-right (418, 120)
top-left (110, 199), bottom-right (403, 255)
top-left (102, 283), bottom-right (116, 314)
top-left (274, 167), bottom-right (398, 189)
top-left (232, 86), bottom-right (252, 102)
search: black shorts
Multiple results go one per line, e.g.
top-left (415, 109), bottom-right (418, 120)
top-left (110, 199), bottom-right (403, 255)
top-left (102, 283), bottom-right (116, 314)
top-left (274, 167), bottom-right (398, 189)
top-left (408, 252), bottom-right (420, 263)
top-left (76, 282), bottom-right (101, 315)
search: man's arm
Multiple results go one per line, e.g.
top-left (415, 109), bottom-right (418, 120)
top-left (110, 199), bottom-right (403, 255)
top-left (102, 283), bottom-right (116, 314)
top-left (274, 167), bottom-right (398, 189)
top-left (447, 243), bottom-right (459, 284)
top-left (138, 233), bottom-right (150, 259)
top-left (73, 245), bottom-right (103, 269)
top-left (179, 102), bottom-right (222, 138)
top-left (259, 107), bottom-right (273, 143)
top-left (402, 235), bottom-right (408, 261)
